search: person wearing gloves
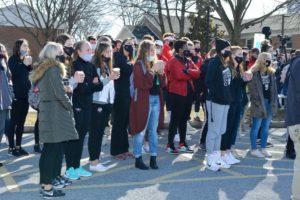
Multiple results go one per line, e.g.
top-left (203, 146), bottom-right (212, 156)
top-left (205, 38), bottom-right (232, 171)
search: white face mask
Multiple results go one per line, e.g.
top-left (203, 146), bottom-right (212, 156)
top-left (156, 49), bottom-right (162, 55)
top-left (91, 44), bottom-right (97, 50)
top-left (148, 56), bottom-right (155, 62)
top-left (81, 53), bottom-right (93, 62)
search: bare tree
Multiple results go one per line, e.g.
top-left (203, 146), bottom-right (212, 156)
top-left (209, 0), bottom-right (294, 44)
top-left (0, 0), bottom-right (68, 47)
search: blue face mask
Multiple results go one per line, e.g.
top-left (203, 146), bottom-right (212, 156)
top-left (148, 56), bottom-right (155, 62)
top-left (81, 53), bottom-right (93, 62)
top-left (20, 50), bottom-right (28, 57)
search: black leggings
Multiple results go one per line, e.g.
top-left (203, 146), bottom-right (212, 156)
top-left (168, 92), bottom-right (193, 145)
top-left (39, 143), bottom-right (63, 184)
top-left (64, 107), bottom-right (91, 169)
top-left (200, 103), bottom-right (208, 144)
top-left (34, 111), bottom-right (40, 145)
top-left (221, 102), bottom-right (241, 151)
top-left (8, 99), bottom-right (29, 149)
top-left (89, 103), bottom-right (112, 161)
top-left (111, 95), bottom-right (130, 156)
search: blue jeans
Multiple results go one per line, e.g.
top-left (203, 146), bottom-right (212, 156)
top-left (133, 95), bottom-right (160, 158)
top-left (250, 99), bottom-right (272, 149)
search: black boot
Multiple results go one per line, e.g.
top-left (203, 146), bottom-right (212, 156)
top-left (135, 156), bottom-right (149, 170)
top-left (150, 156), bottom-right (158, 170)
top-left (34, 144), bottom-right (42, 153)
top-left (286, 135), bottom-right (296, 160)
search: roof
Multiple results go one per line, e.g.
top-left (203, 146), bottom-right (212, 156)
top-left (0, 3), bottom-right (64, 29)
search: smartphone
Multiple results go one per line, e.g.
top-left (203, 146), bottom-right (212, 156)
top-left (63, 78), bottom-right (70, 86)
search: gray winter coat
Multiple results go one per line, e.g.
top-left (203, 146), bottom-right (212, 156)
top-left (30, 59), bottom-right (78, 143)
top-left (248, 71), bottom-right (278, 118)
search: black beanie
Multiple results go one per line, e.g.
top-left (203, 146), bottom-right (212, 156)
top-left (215, 38), bottom-right (231, 53)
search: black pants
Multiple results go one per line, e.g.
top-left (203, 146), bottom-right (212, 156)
top-left (194, 93), bottom-right (201, 113)
top-left (34, 111), bottom-right (40, 145)
top-left (64, 106), bottom-right (91, 169)
top-left (200, 103), bottom-right (208, 144)
top-left (286, 135), bottom-right (295, 154)
top-left (221, 102), bottom-right (240, 151)
top-left (111, 95), bottom-right (130, 156)
top-left (8, 98), bottom-right (29, 149)
top-left (39, 143), bottom-right (63, 184)
top-left (168, 92), bottom-right (193, 145)
top-left (163, 89), bottom-right (172, 111)
top-left (89, 103), bottom-right (112, 161)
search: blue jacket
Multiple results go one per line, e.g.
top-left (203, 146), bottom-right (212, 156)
top-left (285, 55), bottom-right (300, 127)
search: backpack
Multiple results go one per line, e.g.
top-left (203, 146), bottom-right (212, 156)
top-left (130, 60), bottom-right (146, 101)
top-left (28, 82), bottom-right (40, 110)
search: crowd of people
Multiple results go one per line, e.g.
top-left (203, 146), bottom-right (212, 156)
top-left (0, 32), bottom-right (299, 199)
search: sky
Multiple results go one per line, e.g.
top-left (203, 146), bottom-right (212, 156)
top-left (107, 0), bottom-right (288, 38)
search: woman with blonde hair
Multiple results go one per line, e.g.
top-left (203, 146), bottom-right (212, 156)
top-left (30, 42), bottom-right (78, 198)
top-left (248, 52), bottom-right (278, 158)
top-left (129, 40), bottom-right (166, 170)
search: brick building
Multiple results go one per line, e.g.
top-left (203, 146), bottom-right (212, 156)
top-left (0, 4), bottom-right (64, 60)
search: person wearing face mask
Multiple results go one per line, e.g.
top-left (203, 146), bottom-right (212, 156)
top-left (7, 39), bottom-right (32, 157)
top-left (220, 46), bottom-right (246, 166)
top-left (55, 34), bottom-right (74, 70)
top-left (0, 43), bottom-right (12, 167)
top-left (165, 39), bottom-right (200, 155)
top-left (88, 42), bottom-right (119, 172)
top-left (248, 48), bottom-right (259, 69)
top-left (87, 35), bottom-right (97, 52)
top-left (248, 52), bottom-right (278, 158)
top-left (129, 40), bottom-right (166, 170)
top-left (205, 38), bottom-right (232, 171)
top-left (155, 40), bottom-right (164, 61)
top-left (111, 38), bottom-right (134, 160)
top-left (63, 41), bottom-right (103, 180)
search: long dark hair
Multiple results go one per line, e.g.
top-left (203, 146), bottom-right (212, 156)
top-left (120, 38), bottom-right (134, 62)
top-left (13, 39), bottom-right (29, 57)
top-left (92, 42), bottom-right (112, 77)
top-left (55, 33), bottom-right (72, 46)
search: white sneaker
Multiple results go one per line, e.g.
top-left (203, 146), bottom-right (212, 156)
top-left (223, 153), bottom-right (240, 165)
top-left (89, 163), bottom-right (109, 172)
top-left (261, 148), bottom-right (272, 158)
top-left (215, 152), bottom-right (231, 169)
top-left (251, 149), bottom-right (265, 158)
top-left (206, 154), bottom-right (220, 172)
top-left (174, 134), bottom-right (180, 142)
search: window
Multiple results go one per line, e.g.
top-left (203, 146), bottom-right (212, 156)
top-left (246, 39), bottom-right (253, 50)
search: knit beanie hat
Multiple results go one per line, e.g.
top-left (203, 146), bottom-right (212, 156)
top-left (215, 38), bottom-right (231, 53)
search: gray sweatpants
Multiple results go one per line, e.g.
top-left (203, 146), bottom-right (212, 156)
top-left (0, 109), bottom-right (8, 144)
top-left (206, 101), bottom-right (229, 155)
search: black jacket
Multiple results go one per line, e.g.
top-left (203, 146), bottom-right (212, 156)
top-left (230, 68), bottom-right (244, 103)
top-left (113, 52), bottom-right (133, 97)
top-left (198, 58), bottom-right (210, 102)
top-left (286, 55), bottom-right (300, 127)
top-left (72, 57), bottom-right (103, 109)
top-left (8, 55), bottom-right (32, 99)
top-left (205, 56), bottom-right (232, 105)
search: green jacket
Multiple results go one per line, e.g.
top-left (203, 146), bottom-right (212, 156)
top-left (30, 59), bottom-right (78, 143)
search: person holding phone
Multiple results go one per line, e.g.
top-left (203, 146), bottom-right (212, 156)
top-left (7, 39), bottom-right (32, 157)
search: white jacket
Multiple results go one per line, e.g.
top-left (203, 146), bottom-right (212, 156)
top-left (93, 68), bottom-right (115, 104)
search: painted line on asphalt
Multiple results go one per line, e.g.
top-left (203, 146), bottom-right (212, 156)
top-left (19, 172), bottom-right (293, 193)
top-left (0, 165), bottom-right (20, 192)
top-left (233, 164), bottom-right (294, 171)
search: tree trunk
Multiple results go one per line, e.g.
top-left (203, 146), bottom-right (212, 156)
top-left (179, 0), bottom-right (186, 37)
top-left (157, 0), bottom-right (165, 34)
top-left (164, 0), bottom-right (174, 33)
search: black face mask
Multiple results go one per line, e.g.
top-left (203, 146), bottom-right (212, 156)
top-left (222, 50), bottom-right (231, 58)
top-left (251, 56), bottom-right (257, 61)
top-left (235, 56), bottom-right (243, 64)
top-left (265, 60), bottom-right (271, 67)
top-left (64, 46), bottom-right (74, 57)
top-left (245, 60), bottom-right (250, 67)
top-left (56, 55), bottom-right (65, 63)
top-left (124, 45), bottom-right (133, 54)
top-left (169, 41), bottom-right (174, 49)
top-left (195, 48), bottom-right (201, 53)
top-left (102, 56), bottom-right (111, 62)
top-left (184, 50), bottom-right (192, 57)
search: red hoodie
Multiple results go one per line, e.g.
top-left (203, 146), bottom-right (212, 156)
top-left (161, 44), bottom-right (173, 62)
top-left (168, 56), bottom-right (200, 96)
